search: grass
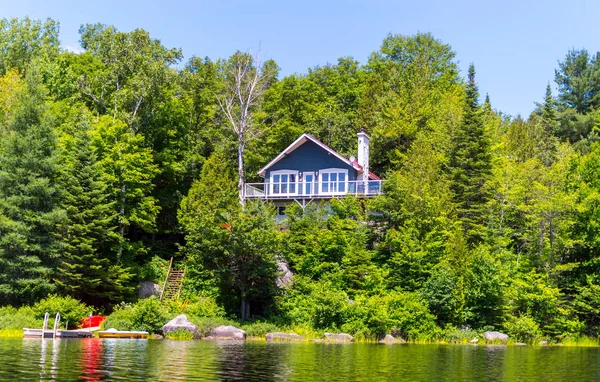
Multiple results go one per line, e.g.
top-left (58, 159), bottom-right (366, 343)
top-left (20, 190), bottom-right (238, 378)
top-left (558, 336), bottom-right (600, 347)
top-left (0, 329), bottom-right (23, 338)
top-left (165, 328), bottom-right (195, 340)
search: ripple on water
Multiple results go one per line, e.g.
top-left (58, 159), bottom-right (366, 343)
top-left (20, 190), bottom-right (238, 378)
top-left (1, 339), bottom-right (600, 381)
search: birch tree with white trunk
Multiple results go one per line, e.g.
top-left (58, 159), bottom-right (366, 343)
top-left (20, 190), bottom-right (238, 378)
top-left (216, 50), bottom-right (277, 207)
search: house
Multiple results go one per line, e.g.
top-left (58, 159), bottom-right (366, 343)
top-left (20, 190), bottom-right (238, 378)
top-left (244, 130), bottom-right (383, 218)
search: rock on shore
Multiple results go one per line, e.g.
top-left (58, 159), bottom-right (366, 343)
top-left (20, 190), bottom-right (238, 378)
top-left (266, 332), bottom-right (305, 342)
top-left (483, 331), bottom-right (508, 343)
top-left (205, 325), bottom-right (246, 340)
top-left (162, 314), bottom-right (201, 339)
top-left (378, 334), bottom-right (406, 344)
top-left (323, 333), bottom-right (354, 343)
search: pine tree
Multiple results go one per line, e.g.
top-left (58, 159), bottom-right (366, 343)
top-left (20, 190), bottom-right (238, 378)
top-left (448, 64), bottom-right (492, 244)
top-left (54, 123), bottom-right (133, 306)
top-left (0, 78), bottom-right (64, 305)
top-left (538, 84), bottom-right (559, 166)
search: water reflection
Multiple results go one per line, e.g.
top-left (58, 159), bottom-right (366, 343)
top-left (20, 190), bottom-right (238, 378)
top-left (2, 339), bottom-right (600, 381)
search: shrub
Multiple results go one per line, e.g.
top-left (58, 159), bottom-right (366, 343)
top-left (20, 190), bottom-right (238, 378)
top-left (102, 304), bottom-right (135, 331)
top-left (183, 297), bottom-right (226, 318)
top-left (102, 297), bottom-right (171, 334)
top-left (131, 297), bottom-right (171, 334)
top-left (312, 285), bottom-right (348, 330)
top-left (0, 306), bottom-right (42, 330)
top-left (33, 295), bottom-right (91, 329)
top-left (165, 328), bottom-right (194, 340)
top-left (386, 291), bottom-right (439, 340)
top-left (504, 315), bottom-right (541, 343)
top-left (441, 325), bottom-right (479, 344)
top-left (241, 321), bottom-right (280, 337)
top-left (188, 316), bottom-right (237, 337)
top-left (139, 256), bottom-right (169, 284)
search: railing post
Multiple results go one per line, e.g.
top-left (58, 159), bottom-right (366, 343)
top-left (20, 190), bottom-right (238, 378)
top-left (160, 257), bottom-right (173, 302)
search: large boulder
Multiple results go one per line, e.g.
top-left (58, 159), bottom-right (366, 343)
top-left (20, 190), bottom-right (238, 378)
top-left (205, 325), bottom-right (246, 340)
top-left (162, 314), bottom-right (201, 339)
top-left (276, 260), bottom-right (293, 288)
top-left (138, 281), bottom-right (161, 298)
top-left (378, 334), bottom-right (405, 344)
top-left (323, 333), bottom-right (354, 343)
top-left (266, 332), bottom-right (305, 342)
top-left (483, 331), bottom-right (508, 343)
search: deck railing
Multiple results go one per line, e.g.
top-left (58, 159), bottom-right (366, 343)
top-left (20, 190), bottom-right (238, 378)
top-left (244, 179), bottom-right (384, 199)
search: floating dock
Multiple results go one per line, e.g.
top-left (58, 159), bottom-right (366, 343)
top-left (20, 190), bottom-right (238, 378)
top-left (98, 328), bottom-right (149, 339)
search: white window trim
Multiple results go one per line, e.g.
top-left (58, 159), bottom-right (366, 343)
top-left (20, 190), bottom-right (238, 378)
top-left (302, 171), bottom-right (316, 196)
top-left (270, 170), bottom-right (299, 196)
top-left (319, 168), bottom-right (349, 195)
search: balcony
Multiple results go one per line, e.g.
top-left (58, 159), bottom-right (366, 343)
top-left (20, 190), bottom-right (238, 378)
top-left (243, 179), bottom-right (384, 200)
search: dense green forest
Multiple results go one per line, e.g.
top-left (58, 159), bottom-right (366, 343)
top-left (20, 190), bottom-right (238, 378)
top-left (2, 17), bottom-right (600, 342)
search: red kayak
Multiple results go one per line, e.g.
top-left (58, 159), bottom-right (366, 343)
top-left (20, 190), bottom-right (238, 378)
top-left (80, 315), bottom-right (106, 329)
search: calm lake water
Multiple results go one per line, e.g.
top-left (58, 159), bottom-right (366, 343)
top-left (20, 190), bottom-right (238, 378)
top-left (1, 338), bottom-right (599, 381)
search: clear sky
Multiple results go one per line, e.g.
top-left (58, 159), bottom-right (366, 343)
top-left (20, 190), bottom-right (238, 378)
top-left (2, 0), bottom-right (600, 117)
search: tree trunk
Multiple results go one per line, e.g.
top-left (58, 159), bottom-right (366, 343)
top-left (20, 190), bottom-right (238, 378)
top-left (117, 183), bottom-right (126, 261)
top-left (238, 138), bottom-right (245, 208)
top-left (549, 217), bottom-right (555, 270)
top-left (240, 298), bottom-right (246, 320)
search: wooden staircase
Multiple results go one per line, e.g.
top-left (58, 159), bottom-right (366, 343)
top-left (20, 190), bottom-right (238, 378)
top-left (160, 257), bottom-right (186, 301)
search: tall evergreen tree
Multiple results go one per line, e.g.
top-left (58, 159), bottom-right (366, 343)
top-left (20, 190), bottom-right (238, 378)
top-left (0, 77), bottom-right (64, 305)
top-left (448, 64), bottom-right (492, 244)
top-left (54, 123), bottom-right (133, 306)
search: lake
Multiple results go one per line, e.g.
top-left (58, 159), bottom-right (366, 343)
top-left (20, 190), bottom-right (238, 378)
top-left (1, 338), bottom-right (599, 381)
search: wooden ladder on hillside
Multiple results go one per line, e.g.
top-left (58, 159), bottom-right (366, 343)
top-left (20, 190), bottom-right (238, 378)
top-left (160, 257), bottom-right (186, 301)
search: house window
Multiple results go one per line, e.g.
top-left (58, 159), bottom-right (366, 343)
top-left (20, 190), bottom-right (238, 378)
top-left (271, 171), bottom-right (298, 195)
top-left (320, 169), bottom-right (347, 194)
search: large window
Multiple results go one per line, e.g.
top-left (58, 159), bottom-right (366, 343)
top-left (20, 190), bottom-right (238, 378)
top-left (271, 171), bottom-right (298, 195)
top-left (320, 169), bottom-right (347, 195)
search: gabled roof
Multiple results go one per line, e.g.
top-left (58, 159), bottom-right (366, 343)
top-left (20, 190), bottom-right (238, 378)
top-left (258, 133), bottom-right (380, 180)
top-left (258, 134), bottom-right (359, 177)
top-left (351, 160), bottom-right (382, 181)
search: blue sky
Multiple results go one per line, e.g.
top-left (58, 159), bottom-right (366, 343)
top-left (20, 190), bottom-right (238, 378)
top-left (2, 0), bottom-right (600, 117)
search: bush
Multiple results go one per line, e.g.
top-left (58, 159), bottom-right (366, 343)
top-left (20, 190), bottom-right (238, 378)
top-left (340, 292), bottom-right (439, 341)
top-left (102, 297), bottom-right (171, 334)
top-left (183, 297), bottom-right (225, 318)
top-left (33, 295), bottom-right (91, 329)
top-left (441, 325), bottom-right (479, 344)
top-left (165, 328), bottom-right (195, 340)
top-left (312, 284), bottom-right (349, 330)
top-left (241, 321), bottom-right (280, 337)
top-left (139, 256), bottom-right (169, 284)
top-left (102, 305), bottom-right (134, 331)
top-left (188, 316), bottom-right (237, 337)
top-left (0, 306), bottom-right (42, 330)
top-left (504, 315), bottom-right (541, 343)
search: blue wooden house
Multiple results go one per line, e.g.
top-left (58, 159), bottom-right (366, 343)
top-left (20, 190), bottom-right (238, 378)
top-left (244, 130), bottom-right (382, 218)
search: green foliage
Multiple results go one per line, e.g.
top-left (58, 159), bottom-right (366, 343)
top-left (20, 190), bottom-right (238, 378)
top-left (2, 18), bottom-right (600, 344)
top-left (188, 316), bottom-right (238, 337)
top-left (448, 64), bottom-right (492, 244)
top-left (0, 76), bottom-right (65, 305)
top-left (54, 116), bottom-right (134, 306)
top-left (138, 256), bottom-right (169, 284)
top-left (241, 321), bottom-right (280, 337)
top-left (182, 297), bottom-right (226, 318)
top-left (504, 315), bottom-right (541, 343)
top-left (102, 297), bottom-right (170, 334)
top-left (165, 328), bottom-right (195, 340)
top-left (0, 17), bottom-right (60, 74)
top-left (0, 306), bottom-right (42, 330)
top-left (33, 295), bottom-right (91, 329)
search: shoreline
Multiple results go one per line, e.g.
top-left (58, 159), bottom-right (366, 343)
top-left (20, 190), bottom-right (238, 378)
top-left (2, 329), bottom-right (598, 347)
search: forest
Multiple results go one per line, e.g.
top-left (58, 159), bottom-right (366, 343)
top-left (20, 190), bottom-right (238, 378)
top-left (1, 17), bottom-right (600, 343)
